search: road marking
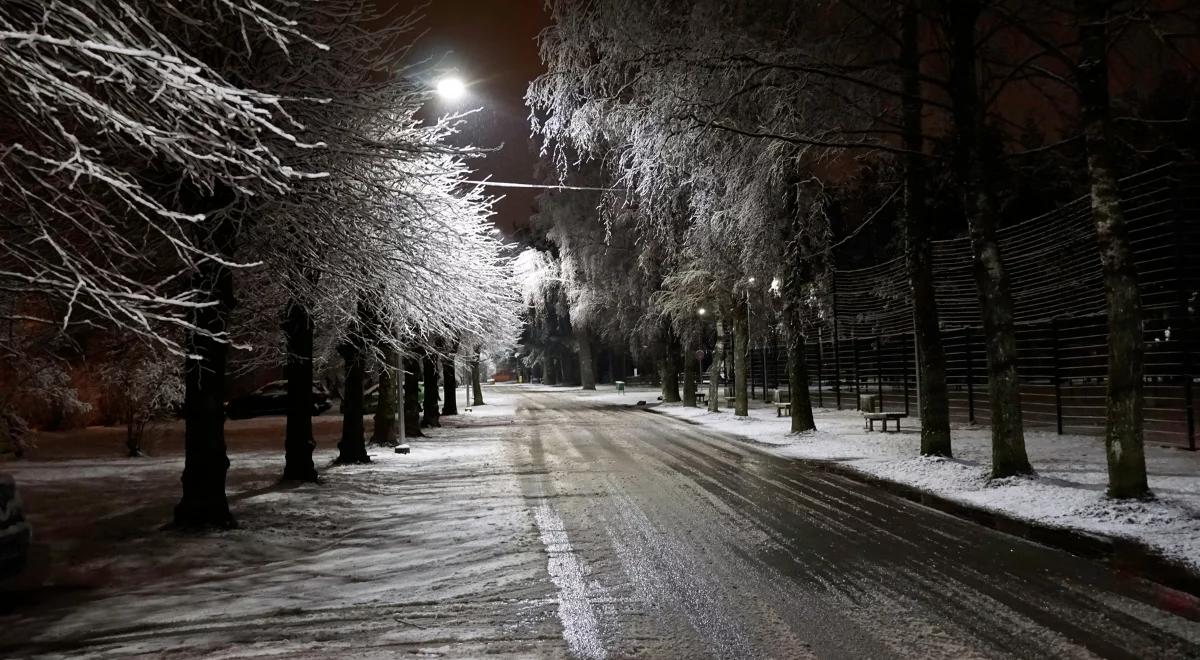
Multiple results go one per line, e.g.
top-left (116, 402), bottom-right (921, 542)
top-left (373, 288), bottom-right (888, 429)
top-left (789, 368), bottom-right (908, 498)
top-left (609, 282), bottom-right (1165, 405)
top-left (533, 503), bottom-right (607, 659)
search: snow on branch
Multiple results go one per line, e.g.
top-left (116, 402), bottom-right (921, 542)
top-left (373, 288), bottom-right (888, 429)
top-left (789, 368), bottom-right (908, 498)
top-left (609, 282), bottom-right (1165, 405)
top-left (0, 0), bottom-right (332, 349)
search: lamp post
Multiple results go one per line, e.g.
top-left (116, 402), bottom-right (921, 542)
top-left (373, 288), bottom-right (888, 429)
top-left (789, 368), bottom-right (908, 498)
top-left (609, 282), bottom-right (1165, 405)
top-left (747, 278), bottom-right (754, 400)
top-left (698, 307), bottom-right (723, 412)
top-left (768, 278), bottom-right (781, 398)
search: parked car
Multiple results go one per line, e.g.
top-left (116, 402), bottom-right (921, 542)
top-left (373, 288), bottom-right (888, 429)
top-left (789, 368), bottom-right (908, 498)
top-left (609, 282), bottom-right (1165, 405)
top-left (225, 380), bottom-right (332, 419)
top-left (0, 474), bottom-right (31, 581)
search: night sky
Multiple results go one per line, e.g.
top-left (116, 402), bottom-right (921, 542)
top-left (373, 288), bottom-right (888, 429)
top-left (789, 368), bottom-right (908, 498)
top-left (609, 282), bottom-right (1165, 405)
top-left (401, 1), bottom-right (549, 235)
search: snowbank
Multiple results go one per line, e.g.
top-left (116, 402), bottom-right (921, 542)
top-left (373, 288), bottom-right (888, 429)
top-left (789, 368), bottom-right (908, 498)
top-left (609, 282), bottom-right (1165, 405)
top-left (572, 385), bottom-right (1200, 574)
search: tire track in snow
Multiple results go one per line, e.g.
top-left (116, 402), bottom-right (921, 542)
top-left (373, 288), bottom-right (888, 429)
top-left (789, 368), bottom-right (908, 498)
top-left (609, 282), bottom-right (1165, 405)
top-left (517, 394), bottom-right (610, 658)
top-left (533, 502), bottom-right (607, 659)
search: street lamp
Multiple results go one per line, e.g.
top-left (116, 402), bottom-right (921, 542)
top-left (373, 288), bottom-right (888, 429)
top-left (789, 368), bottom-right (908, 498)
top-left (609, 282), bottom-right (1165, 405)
top-left (435, 75), bottom-right (467, 102)
top-left (697, 307), bottom-right (707, 316)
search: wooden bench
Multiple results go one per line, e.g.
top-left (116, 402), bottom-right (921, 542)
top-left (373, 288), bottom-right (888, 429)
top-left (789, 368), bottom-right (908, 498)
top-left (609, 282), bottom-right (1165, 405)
top-left (863, 411), bottom-right (906, 432)
top-left (725, 396), bottom-right (737, 409)
top-left (776, 402), bottom-right (792, 417)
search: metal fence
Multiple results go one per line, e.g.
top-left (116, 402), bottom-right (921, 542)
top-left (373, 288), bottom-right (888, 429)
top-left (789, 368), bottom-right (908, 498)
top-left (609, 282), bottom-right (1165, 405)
top-left (747, 163), bottom-right (1200, 449)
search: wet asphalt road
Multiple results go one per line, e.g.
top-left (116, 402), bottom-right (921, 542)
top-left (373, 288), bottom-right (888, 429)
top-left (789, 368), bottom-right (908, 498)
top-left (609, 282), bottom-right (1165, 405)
top-left (509, 389), bottom-right (1200, 659)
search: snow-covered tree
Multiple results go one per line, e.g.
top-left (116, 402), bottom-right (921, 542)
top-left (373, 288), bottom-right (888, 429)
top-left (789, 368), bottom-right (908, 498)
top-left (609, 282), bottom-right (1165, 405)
top-left (527, 1), bottom-right (857, 418)
top-left (514, 245), bottom-right (570, 384)
top-left (0, 324), bottom-right (89, 458)
top-left (2, 1), bottom-right (522, 526)
top-left (527, 162), bottom-right (618, 390)
top-left (0, 0), bottom-right (323, 348)
top-left (98, 344), bottom-right (183, 457)
top-left (527, 0), bottom-right (1061, 467)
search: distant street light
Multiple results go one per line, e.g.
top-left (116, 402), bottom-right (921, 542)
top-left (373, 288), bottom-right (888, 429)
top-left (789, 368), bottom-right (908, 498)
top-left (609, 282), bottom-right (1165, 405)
top-left (698, 307), bottom-right (707, 316)
top-left (436, 76), bottom-right (466, 101)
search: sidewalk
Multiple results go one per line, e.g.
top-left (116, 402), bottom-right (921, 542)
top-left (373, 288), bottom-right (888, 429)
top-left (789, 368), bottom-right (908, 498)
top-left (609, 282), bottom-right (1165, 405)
top-left (572, 385), bottom-right (1200, 581)
top-left (1, 388), bottom-right (553, 657)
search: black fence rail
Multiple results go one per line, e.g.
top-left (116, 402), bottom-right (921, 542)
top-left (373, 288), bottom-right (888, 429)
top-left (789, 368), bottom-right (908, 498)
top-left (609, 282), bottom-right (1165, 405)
top-left (748, 163), bottom-right (1200, 449)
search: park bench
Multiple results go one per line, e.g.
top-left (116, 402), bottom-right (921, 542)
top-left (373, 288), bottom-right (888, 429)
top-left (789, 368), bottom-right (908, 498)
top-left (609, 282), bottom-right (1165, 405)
top-left (859, 393), bottom-right (906, 432)
top-left (696, 391), bottom-right (708, 406)
top-left (725, 396), bottom-right (736, 409)
top-left (775, 391), bottom-right (791, 417)
top-left (862, 411), bottom-right (906, 432)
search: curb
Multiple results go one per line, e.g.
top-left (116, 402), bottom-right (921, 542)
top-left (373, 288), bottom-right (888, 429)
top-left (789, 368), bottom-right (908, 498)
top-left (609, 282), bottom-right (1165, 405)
top-left (811, 459), bottom-right (1200, 603)
top-left (637, 405), bottom-right (1200, 606)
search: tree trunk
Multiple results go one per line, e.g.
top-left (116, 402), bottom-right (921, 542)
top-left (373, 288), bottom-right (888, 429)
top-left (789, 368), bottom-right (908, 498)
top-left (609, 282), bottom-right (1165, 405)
top-left (559, 352), bottom-right (573, 388)
top-left (948, 1), bottom-right (1032, 478)
top-left (126, 422), bottom-right (137, 458)
top-left (901, 0), bottom-right (952, 458)
top-left (578, 332), bottom-right (596, 390)
top-left (335, 321), bottom-right (370, 465)
top-left (661, 325), bottom-right (681, 403)
top-left (781, 176), bottom-right (820, 432)
top-left (174, 211), bottom-right (236, 530)
top-left (126, 417), bottom-right (144, 457)
top-left (442, 355), bottom-right (459, 416)
top-left (471, 351), bottom-right (485, 405)
top-left (371, 341), bottom-right (400, 446)
top-left (733, 310), bottom-right (749, 416)
top-left (661, 357), bottom-right (680, 403)
top-left (421, 351), bottom-right (440, 428)
top-left (708, 321), bottom-right (725, 412)
top-left (786, 330), bottom-right (816, 433)
top-left (682, 340), bottom-right (697, 406)
top-left (1077, 0), bottom-right (1149, 498)
top-left (403, 353), bottom-right (423, 437)
top-left (282, 297), bottom-right (319, 480)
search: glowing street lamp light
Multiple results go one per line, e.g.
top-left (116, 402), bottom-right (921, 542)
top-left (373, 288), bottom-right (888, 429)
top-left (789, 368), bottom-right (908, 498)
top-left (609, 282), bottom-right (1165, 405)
top-left (435, 76), bottom-right (467, 101)
top-left (697, 307), bottom-right (707, 316)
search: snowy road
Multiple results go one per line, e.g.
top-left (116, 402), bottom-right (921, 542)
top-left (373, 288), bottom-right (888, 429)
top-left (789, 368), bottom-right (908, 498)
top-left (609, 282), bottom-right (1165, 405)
top-left (2, 386), bottom-right (1199, 658)
top-left (506, 389), bottom-right (1200, 659)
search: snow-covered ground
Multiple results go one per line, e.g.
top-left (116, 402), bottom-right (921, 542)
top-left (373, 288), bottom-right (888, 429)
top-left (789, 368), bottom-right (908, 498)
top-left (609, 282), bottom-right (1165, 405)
top-left (0, 387), bottom-right (569, 658)
top-left (574, 384), bottom-right (1200, 575)
top-left (3, 383), bottom-right (1198, 656)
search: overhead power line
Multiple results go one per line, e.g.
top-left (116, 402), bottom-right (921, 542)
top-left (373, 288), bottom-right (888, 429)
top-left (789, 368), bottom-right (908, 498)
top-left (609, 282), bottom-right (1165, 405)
top-left (463, 180), bottom-right (624, 192)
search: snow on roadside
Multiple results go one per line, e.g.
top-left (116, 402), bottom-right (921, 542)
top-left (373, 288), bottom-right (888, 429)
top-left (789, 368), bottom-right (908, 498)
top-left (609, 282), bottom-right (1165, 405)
top-left (0, 387), bottom-right (552, 658)
top-left (568, 384), bottom-right (1200, 575)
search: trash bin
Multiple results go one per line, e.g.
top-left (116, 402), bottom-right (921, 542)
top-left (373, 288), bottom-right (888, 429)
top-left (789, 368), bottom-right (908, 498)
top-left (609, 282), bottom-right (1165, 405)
top-left (615, 380), bottom-right (625, 394)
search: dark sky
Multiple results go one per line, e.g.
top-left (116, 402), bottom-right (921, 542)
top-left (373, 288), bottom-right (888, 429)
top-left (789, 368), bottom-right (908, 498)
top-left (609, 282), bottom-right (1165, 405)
top-left (401, 1), bottom-right (550, 235)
